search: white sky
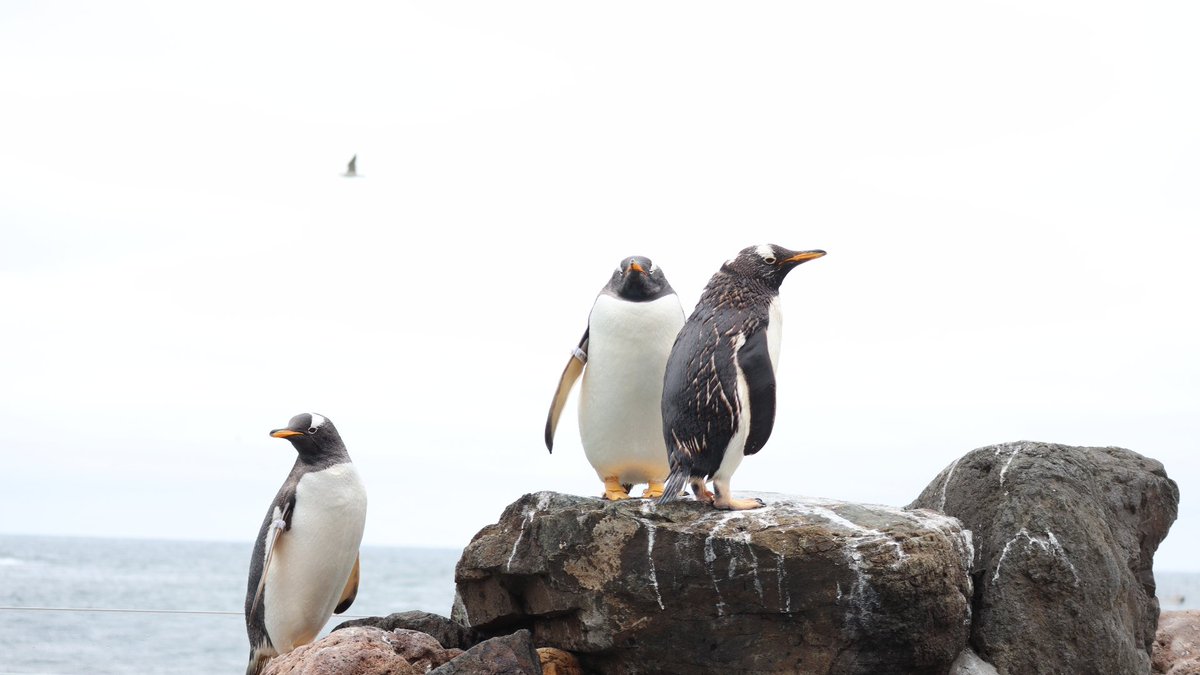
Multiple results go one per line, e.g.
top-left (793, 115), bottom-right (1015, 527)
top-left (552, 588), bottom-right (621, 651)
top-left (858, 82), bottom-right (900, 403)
top-left (1, 2), bottom-right (1196, 572)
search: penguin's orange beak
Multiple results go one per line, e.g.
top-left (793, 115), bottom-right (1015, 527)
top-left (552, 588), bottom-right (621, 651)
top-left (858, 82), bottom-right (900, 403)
top-left (270, 429), bottom-right (303, 438)
top-left (628, 261), bottom-right (645, 274)
top-left (783, 250), bottom-right (826, 264)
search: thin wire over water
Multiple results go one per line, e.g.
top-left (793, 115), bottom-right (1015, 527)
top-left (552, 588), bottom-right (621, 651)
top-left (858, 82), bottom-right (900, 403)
top-left (0, 605), bottom-right (369, 618)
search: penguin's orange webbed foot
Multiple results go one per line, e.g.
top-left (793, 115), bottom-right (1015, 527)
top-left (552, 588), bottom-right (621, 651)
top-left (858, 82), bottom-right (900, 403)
top-left (603, 476), bottom-right (631, 501)
top-left (714, 496), bottom-right (765, 511)
top-left (639, 482), bottom-right (666, 499)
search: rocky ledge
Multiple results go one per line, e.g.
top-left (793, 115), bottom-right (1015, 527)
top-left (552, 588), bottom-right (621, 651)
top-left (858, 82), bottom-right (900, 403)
top-left (453, 492), bottom-right (974, 674)
top-left (269, 441), bottom-right (1180, 675)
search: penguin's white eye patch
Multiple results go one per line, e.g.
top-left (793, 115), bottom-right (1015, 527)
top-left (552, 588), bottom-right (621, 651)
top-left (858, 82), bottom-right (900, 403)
top-left (308, 413), bottom-right (326, 433)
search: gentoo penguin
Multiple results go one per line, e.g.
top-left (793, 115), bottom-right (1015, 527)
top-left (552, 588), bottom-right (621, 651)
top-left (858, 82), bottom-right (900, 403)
top-left (658, 245), bottom-right (825, 510)
top-left (244, 413), bottom-right (368, 675)
top-left (343, 154), bottom-right (358, 177)
top-left (545, 256), bottom-right (685, 500)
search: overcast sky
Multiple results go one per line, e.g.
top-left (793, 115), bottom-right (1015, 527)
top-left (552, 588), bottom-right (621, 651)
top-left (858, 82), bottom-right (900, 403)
top-left (1, 2), bottom-right (1196, 573)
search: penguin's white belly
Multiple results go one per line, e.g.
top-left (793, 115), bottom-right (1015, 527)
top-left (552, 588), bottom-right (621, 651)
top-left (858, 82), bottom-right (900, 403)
top-left (715, 358), bottom-right (752, 482)
top-left (264, 463), bottom-right (367, 651)
top-left (766, 296), bottom-right (783, 370)
top-left (579, 294), bottom-right (684, 484)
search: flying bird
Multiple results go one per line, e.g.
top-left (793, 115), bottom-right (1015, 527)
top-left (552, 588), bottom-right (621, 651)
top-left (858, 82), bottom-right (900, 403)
top-left (546, 256), bottom-right (685, 500)
top-left (658, 245), bottom-right (825, 510)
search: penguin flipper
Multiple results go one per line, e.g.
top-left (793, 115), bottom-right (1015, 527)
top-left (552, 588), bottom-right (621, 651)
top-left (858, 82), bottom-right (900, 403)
top-left (334, 553), bottom-right (360, 614)
top-left (250, 498), bottom-right (293, 619)
top-left (544, 328), bottom-right (589, 452)
top-left (738, 328), bottom-right (776, 456)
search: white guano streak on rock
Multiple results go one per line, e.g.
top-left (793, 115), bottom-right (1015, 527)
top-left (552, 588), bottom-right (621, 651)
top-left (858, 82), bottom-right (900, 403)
top-left (899, 509), bottom-right (975, 574)
top-left (776, 552), bottom-right (791, 613)
top-left (991, 527), bottom-right (1080, 586)
top-left (939, 457), bottom-right (962, 511)
top-left (1044, 531), bottom-right (1081, 585)
top-left (714, 510), bottom-right (765, 603)
top-left (507, 493), bottom-right (552, 572)
top-left (700, 510), bottom-right (752, 617)
top-left (843, 540), bottom-right (873, 622)
top-left (704, 530), bottom-right (726, 616)
top-left (737, 527), bottom-right (764, 603)
top-left (803, 504), bottom-right (908, 570)
top-left (644, 521), bottom-right (665, 610)
top-left (791, 503), bottom-right (904, 622)
top-left (898, 509), bottom-right (975, 625)
top-left (994, 443), bottom-right (1029, 487)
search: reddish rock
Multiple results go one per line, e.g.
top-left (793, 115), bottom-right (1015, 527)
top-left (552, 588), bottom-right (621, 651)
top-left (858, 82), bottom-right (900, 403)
top-left (538, 648), bottom-right (583, 675)
top-left (1154, 611), bottom-right (1200, 675)
top-left (261, 626), bottom-right (462, 675)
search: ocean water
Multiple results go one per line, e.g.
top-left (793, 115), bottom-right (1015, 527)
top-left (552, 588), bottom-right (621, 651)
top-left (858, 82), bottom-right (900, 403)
top-left (0, 535), bottom-right (459, 675)
top-left (1, 536), bottom-right (1196, 675)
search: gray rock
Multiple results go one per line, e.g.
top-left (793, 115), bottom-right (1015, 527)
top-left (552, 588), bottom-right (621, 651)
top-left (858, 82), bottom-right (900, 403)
top-left (334, 610), bottom-right (479, 649)
top-left (428, 629), bottom-right (542, 675)
top-left (453, 491), bottom-right (973, 675)
top-left (911, 441), bottom-right (1179, 675)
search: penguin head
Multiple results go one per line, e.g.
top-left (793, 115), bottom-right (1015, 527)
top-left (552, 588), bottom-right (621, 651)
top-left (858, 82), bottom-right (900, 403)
top-left (605, 255), bottom-right (675, 302)
top-left (724, 244), bottom-right (826, 289)
top-left (270, 413), bottom-right (345, 459)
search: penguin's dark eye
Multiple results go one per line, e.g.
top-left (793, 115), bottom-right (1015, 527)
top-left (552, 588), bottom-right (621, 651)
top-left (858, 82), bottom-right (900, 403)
top-left (308, 427), bottom-right (317, 434)
top-left (763, 256), bottom-right (777, 264)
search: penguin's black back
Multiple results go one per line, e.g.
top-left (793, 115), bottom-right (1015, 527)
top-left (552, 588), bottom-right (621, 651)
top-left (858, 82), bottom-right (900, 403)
top-left (662, 271), bottom-right (776, 478)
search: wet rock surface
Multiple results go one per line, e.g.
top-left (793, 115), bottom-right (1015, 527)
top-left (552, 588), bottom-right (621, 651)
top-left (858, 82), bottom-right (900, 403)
top-left (912, 441), bottom-right (1179, 675)
top-left (453, 491), bottom-right (974, 675)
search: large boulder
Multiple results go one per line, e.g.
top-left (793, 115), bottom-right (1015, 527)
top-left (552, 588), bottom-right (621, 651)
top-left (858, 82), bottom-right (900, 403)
top-left (911, 441), bottom-right (1179, 675)
top-left (453, 491), bottom-right (974, 675)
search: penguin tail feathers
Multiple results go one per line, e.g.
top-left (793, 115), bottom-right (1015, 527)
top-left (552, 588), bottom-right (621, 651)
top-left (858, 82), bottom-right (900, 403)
top-left (246, 647), bottom-right (273, 675)
top-left (657, 468), bottom-right (690, 505)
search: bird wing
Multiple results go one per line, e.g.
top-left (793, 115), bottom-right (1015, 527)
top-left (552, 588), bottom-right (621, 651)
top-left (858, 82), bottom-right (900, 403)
top-left (333, 553), bottom-right (361, 614)
top-left (737, 327), bottom-right (776, 455)
top-left (662, 316), bottom-right (741, 478)
top-left (250, 495), bottom-right (294, 620)
top-left (544, 328), bottom-right (589, 452)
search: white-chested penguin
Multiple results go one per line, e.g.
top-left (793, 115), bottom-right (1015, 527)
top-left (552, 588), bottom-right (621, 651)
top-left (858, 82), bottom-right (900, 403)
top-left (244, 413), bottom-right (368, 675)
top-left (658, 245), bottom-right (825, 510)
top-left (545, 256), bottom-right (685, 500)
